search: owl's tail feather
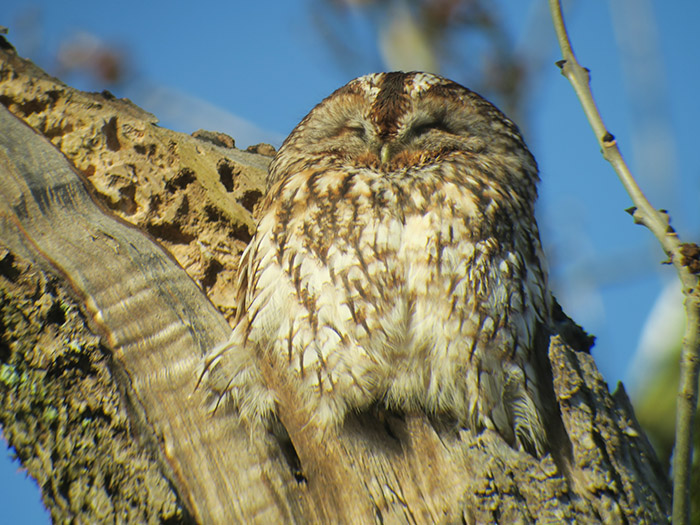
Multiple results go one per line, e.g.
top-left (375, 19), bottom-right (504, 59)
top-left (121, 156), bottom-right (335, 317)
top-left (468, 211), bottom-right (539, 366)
top-left (512, 394), bottom-right (547, 458)
top-left (502, 365), bottom-right (548, 458)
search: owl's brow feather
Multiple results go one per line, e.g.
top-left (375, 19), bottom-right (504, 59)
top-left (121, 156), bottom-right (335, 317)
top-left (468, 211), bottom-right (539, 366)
top-left (371, 72), bottom-right (410, 139)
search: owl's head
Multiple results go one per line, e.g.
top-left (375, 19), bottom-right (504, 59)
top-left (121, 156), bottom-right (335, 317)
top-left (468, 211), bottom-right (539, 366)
top-left (268, 71), bottom-right (536, 187)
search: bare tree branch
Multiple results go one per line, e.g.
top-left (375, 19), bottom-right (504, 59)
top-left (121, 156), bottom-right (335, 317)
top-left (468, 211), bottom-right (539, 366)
top-left (547, 2), bottom-right (700, 523)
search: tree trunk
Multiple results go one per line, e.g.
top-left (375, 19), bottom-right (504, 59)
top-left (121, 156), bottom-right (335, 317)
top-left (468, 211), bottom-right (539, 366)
top-left (0, 37), bottom-right (671, 523)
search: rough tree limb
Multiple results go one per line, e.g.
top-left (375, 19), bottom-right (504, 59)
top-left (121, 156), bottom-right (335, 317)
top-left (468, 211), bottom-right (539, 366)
top-left (0, 37), bottom-right (670, 522)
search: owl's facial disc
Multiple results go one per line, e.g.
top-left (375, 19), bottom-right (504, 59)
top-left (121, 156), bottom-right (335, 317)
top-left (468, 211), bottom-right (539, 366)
top-left (272, 71), bottom-right (531, 179)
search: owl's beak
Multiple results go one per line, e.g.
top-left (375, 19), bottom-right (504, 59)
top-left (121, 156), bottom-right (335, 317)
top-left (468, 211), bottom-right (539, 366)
top-left (380, 143), bottom-right (391, 165)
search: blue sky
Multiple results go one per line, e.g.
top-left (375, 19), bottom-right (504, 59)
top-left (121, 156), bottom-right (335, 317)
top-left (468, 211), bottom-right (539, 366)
top-left (2, 1), bottom-right (699, 520)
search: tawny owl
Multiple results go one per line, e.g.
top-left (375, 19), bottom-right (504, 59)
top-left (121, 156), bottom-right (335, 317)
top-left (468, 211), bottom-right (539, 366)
top-left (204, 71), bottom-right (553, 456)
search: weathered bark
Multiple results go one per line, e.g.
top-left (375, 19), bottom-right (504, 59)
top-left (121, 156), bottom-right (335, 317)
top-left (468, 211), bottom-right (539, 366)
top-left (0, 38), bottom-right (671, 523)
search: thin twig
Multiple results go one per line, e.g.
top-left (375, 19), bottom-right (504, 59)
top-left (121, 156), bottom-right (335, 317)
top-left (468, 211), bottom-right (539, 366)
top-left (547, 1), bottom-right (700, 523)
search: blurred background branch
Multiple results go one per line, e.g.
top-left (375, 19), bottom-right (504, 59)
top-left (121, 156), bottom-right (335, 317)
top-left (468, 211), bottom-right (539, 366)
top-left (310, 0), bottom-right (550, 126)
